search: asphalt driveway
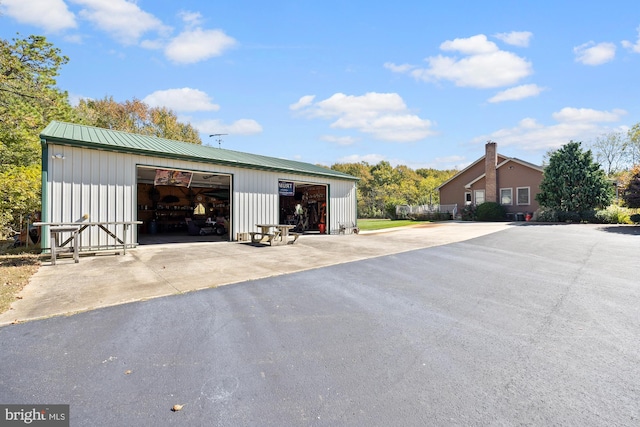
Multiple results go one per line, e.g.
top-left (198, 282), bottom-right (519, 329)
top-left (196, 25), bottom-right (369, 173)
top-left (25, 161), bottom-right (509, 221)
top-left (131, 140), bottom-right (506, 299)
top-left (1, 223), bottom-right (638, 426)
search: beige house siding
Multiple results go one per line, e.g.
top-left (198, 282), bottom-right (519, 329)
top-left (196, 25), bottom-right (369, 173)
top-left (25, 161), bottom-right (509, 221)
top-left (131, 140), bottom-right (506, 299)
top-left (438, 143), bottom-right (543, 217)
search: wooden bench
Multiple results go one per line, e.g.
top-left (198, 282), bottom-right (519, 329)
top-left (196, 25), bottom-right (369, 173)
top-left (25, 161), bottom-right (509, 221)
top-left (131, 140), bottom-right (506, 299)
top-left (338, 222), bottom-right (360, 235)
top-left (249, 230), bottom-right (281, 245)
top-left (288, 232), bottom-right (301, 244)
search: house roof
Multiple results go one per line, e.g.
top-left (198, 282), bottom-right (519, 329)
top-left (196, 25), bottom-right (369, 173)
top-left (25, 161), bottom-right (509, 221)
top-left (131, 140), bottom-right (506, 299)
top-left (40, 121), bottom-right (359, 181)
top-left (438, 153), bottom-right (543, 190)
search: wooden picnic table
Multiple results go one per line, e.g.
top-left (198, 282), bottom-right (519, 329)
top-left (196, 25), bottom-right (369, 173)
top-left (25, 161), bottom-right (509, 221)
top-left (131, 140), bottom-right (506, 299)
top-left (251, 224), bottom-right (299, 245)
top-left (33, 221), bottom-right (142, 263)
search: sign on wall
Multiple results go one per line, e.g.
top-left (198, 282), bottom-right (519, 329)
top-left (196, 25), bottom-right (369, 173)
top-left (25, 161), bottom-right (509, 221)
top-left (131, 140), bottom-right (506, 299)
top-left (279, 181), bottom-right (295, 196)
top-left (154, 169), bottom-right (193, 187)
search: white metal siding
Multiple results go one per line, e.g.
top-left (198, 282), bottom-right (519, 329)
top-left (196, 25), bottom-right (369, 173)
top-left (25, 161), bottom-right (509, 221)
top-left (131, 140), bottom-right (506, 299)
top-left (43, 144), bottom-right (357, 246)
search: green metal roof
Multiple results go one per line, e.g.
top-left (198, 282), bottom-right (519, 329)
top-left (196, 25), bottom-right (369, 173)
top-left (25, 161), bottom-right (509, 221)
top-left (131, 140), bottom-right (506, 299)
top-left (40, 121), bottom-right (358, 181)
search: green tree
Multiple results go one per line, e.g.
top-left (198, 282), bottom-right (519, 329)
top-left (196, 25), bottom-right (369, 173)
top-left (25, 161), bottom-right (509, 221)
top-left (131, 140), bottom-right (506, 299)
top-left (536, 141), bottom-right (613, 220)
top-left (74, 97), bottom-right (202, 144)
top-left (621, 165), bottom-right (640, 208)
top-left (0, 34), bottom-right (75, 236)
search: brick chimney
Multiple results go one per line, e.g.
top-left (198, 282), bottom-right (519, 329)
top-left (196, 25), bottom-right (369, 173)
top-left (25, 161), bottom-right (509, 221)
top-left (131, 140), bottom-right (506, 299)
top-left (485, 141), bottom-right (497, 203)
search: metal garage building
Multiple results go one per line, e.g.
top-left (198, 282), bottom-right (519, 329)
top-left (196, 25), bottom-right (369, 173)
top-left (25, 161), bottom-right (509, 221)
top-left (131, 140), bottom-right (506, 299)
top-left (39, 121), bottom-right (358, 250)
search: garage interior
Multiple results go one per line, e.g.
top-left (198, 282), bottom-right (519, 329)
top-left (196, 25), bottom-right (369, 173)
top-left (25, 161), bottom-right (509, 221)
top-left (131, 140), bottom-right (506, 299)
top-left (136, 166), bottom-right (231, 244)
top-left (279, 182), bottom-right (327, 234)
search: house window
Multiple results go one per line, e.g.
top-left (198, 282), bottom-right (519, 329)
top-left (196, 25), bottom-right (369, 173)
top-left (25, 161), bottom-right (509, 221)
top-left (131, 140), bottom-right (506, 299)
top-left (517, 187), bottom-right (530, 205)
top-left (465, 192), bottom-right (472, 205)
top-left (500, 188), bottom-right (513, 205)
top-left (474, 189), bottom-right (485, 205)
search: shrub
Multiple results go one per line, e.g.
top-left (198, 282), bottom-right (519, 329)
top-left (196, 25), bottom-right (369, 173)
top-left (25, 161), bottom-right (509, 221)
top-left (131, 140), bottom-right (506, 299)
top-left (461, 204), bottom-right (477, 221)
top-left (475, 202), bottom-right (506, 222)
top-left (595, 206), bottom-right (632, 224)
top-left (630, 213), bottom-right (640, 224)
top-left (536, 209), bottom-right (558, 222)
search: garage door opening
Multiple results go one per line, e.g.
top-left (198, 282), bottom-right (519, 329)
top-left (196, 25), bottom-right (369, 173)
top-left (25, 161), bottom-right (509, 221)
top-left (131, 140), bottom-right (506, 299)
top-left (279, 181), bottom-right (327, 234)
top-left (137, 166), bottom-right (231, 243)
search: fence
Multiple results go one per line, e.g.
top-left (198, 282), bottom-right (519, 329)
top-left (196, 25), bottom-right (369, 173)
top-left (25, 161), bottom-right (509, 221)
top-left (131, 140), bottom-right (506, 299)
top-left (396, 204), bottom-right (458, 219)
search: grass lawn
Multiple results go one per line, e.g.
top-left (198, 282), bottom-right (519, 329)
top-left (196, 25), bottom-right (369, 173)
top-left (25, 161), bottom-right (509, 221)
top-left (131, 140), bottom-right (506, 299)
top-left (357, 218), bottom-right (428, 231)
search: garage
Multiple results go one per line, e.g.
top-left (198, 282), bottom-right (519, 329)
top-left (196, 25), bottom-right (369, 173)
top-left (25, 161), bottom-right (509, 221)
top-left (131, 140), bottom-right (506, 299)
top-left (38, 121), bottom-right (358, 251)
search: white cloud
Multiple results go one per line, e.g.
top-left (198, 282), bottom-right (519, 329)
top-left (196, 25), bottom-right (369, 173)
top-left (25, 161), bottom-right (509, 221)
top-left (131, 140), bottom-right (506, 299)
top-left (488, 84), bottom-right (545, 103)
top-left (388, 34), bottom-right (533, 89)
top-left (164, 28), bottom-right (237, 64)
top-left (178, 10), bottom-right (204, 28)
top-left (289, 95), bottom-right (316, 111)
top-left (320, 135), bottom-right (358, 146)
top-left (440, 34), bottom-right (499, 55)
top-left (71, 0), bottom-right (169, 45)
top-left (194, 119), bottom-right (262, 136)
top-left (1, 0), bottom-right (76, 32)
top-left (494, 31), bottom-right (533, 47)
top-left (337, 153), bottom-right (386, 165)
top-left (143, 88), bottom-right (220, 112)
top-left (574, 41), bottom-right (616, 65)
top-left (294, 92), bottom-right (435, 142)
top-left (622, 25), bottom-right (640, 53)
top-left (383, 62), bottom-right (414, 73)
top-left (474, 107), bottom-right (627, 151)
top-left (551, 107), bottom-right (625, 123)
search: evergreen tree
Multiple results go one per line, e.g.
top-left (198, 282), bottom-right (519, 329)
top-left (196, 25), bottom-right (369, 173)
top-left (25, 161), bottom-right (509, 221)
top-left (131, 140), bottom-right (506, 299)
top-left (536, 141), bottom-right (613, 220)
top-left (0, 34), bottom-right (75, 236)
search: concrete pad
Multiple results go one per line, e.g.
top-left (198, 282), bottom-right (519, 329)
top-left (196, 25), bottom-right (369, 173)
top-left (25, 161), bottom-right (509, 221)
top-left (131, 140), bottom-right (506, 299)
top-left (0, 222), bottom-right (514, 325)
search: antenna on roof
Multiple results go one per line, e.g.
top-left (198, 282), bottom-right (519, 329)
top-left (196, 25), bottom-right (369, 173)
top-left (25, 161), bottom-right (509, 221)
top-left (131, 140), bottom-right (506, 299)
top-left (209, 133), bottom-right (228, 148)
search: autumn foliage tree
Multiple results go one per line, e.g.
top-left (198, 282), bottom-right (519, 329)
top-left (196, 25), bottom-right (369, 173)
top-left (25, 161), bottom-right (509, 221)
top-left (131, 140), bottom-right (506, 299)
top-left (622, 165), bottom-right (640, 208)
top-left (74, 97), bottom-right (202, 144)
top-left (0, 34), bottom-right (75, 237)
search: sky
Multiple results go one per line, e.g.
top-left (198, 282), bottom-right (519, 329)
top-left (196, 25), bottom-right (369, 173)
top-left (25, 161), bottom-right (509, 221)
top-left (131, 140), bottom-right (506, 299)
top-left (2, 0), bottom-right (640, 171)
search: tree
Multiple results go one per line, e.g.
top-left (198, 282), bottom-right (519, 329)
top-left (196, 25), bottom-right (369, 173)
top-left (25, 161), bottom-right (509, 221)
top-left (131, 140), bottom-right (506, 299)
top-left (536, 141), bottom-right (613, 220)
top-left (74, 97), bottom-right (202, 144)
top-left (0, 34), bottom-right (75, 236)
top-left (622, 164), bottom-right (640, 208)
top-left (590, 131), bottom-right (629, 175)
top-left (629, 123), bottom-right (640, 167)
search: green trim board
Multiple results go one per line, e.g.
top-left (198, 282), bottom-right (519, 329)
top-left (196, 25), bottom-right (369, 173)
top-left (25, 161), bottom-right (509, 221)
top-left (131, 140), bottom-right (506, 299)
top-left (41, 121), bottom-right (358, 181)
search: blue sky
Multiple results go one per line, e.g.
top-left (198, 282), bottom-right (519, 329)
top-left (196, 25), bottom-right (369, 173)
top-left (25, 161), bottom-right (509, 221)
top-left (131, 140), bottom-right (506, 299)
top-left (2, 0), bottom-right (640, 170)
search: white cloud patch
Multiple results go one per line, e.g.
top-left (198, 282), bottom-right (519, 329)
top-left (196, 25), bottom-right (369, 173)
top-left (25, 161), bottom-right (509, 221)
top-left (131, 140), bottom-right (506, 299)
top-left (383, 62), bottom-right (414, 73)
top-left (1, 0), bottom-right (76, 32)
top-left (494, 31), bottom-right (533, 47)
top-left (143, 88), bottom-right (220, 112)
top-left (488, 84), bottom-right (545, 103)
top-left (194, 119), bottom-right (263, 136)
top-left (320, 135), bottom-right (358, 146)
top-left (289, 95), bottom-right (316, 111)
top-left (164, 28), bottom-right (237, 64)
top-left (337, 153), bottom-right (386, 165)
top-left (574, 41), bottom-right (616, 65)
top-left (474, 107), bottom-right (627, 151)
top-left (622, 25), bottom-right (640, 53)
top-left (388, 34), bottom-right (533, 89)
top-left (293, 92), bottom-right (436, 142)
top-left (71, 0), bottom-right (169, 45)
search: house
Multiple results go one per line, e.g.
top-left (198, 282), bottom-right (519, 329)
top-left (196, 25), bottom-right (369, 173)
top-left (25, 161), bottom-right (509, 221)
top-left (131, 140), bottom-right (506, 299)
top-left (438, 142), bottom-right (543, 219)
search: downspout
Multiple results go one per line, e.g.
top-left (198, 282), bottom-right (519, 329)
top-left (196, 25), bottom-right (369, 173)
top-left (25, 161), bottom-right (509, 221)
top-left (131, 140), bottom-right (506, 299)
top-left (40, 138), bottom-right (49, 250)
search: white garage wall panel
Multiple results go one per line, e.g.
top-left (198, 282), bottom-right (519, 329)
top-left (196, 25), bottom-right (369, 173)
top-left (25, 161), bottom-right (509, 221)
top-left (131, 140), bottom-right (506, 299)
top-left (43, 143), bottom-right (357, 248)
